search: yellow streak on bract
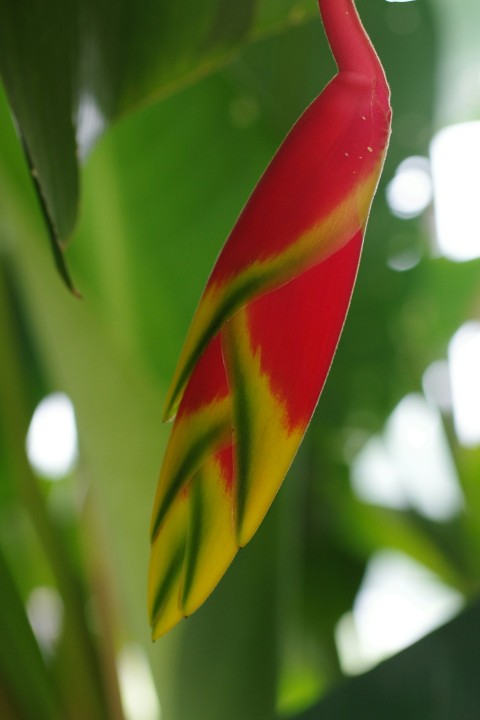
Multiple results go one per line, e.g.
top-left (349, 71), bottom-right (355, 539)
top-left (181, 455), bottom-right (238, 616)
top-left (151, 395), bottom-right (232, 539)
top-left (149, 492), bottom-right (187, 640)
top-left (164, 165), bottom-right (382, 420)
top-left (224, 309), bottom-right (304, 548)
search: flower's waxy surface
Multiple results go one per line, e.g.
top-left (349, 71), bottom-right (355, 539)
top-left (149, 0), bottom-right (391, 639)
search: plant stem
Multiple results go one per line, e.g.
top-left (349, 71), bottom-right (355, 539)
top-left (0, 260), bottom-right (121, 720)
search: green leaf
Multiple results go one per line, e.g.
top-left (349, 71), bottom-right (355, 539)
top-left (295, 601), bottom-right (480, 720)
top-left (0, 547), bottom-right (59, 720)
top-left (0, 0), bottom-right (78, 291)
top-left (0, 0), bottom-right (315, 290)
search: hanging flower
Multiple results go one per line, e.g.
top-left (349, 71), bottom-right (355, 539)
top-left (149, 0), bottom-right (391, 639)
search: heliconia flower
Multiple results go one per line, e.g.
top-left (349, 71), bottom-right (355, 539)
top-left (149, 0), bottom-right (392, 639)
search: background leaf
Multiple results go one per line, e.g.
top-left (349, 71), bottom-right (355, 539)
top-left (0, 0), bottom-right (316, 287)
top-left (0, 548), bottom-right (58, 720)
top-left (296, 600), bottom-right (480, 720)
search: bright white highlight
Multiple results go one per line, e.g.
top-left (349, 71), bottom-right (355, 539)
top-left (351, 394), bottom-right (463, 521)
top-left (422, 360), bottom-right (452, 413)
top-left (386, 395), bottom-right (463, 520)
top-left (449, 322), bottom-right (480, 446)
top-left (26, 393), bottom-right (78, 479)
top-left (430, 122), bottom-right (480, 261)
top-left (351, 437), bottom-right (408, 510)
top-left (335, 551), bottom-right (463, 675)
top-left (77, 92), bottom-right (106, 159)
top-left (27, 587), bottom-right (64, 655)
top-left (386, 156), bottom-right (432, 219)
top-left (117, 645), bottom-right (161, 720)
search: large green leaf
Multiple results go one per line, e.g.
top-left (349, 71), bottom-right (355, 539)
top-left (0, 0), bottom-right (316, 289)
top-left (296, 601), bottom-right (480, 720)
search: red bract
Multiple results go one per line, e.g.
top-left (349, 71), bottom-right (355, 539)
top-left (149, 0), bottom-right (392, 639)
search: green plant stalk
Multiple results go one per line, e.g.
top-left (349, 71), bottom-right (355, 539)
top-left (0, 545), bottom-right (59, 720)
top-left (0, 261), bottom-right (122, 720)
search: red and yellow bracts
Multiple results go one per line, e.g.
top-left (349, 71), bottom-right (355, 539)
top-left (149, 0), bottom-right (391, 638)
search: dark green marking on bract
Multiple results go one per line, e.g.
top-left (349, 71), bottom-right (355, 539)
top-left (181, 475), bottom-right (204, 608)
top-left (151, 422), bottom-right (226, 541)
top-left (166, 264), bottom-right (282, 420)
top-left (223, 324), bottom-right (254, 543)
top-left (151, 542), bottom-right (185, 626)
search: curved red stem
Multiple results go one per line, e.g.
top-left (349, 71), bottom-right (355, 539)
top-left (318, 0), bottom-right (386, 81)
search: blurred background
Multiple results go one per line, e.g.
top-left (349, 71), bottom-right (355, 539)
top-left (1, 0), bottom-right (480, 718)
